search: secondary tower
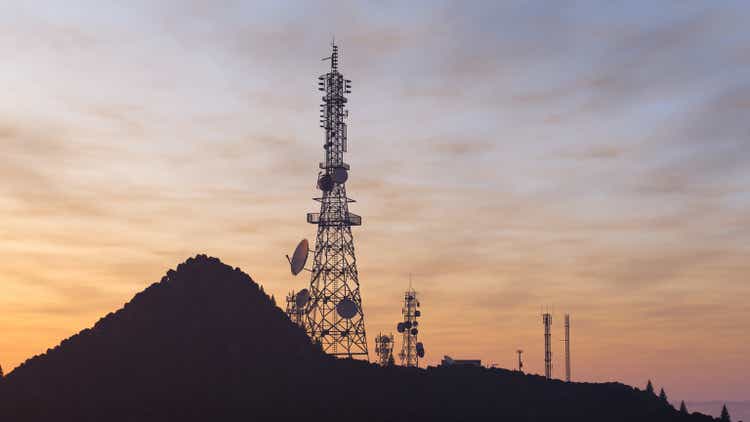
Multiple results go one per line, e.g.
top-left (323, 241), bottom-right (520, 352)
top-left (397, 281), bottom-right (424, 367)
top-left (374, 333), bottom-right (395, 366)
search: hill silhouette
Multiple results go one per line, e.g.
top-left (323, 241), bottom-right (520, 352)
top-left (0, 255), bottom-right (719, 422)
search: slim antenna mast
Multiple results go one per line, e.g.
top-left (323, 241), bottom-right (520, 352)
top-left (542, 310), bottom-right (552, 380)
top-left (564, 314), bottom-right (571, 382)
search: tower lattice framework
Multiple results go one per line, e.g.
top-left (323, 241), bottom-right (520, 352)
top-left (285, 290), bottom-right (305, 327)
top-left (304, 43), bottom-right (368, 359)
top-left (398, 286), bottom-right (421, 367)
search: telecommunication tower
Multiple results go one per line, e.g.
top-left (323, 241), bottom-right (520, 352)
top-left (374, 333), bottom-right (395, 366)
top-left (397, 280), bottom-right (424, 367)
top-left (300, 42), bottom-right (368, 359)
top-left (564, 314), bottom-right (571, 382)
top-left (543, 312), bottom-right (552, 379)
top-left (284, 290), bottom-right (307, 327)
top-left (517, 349), bottom-right (524, 372)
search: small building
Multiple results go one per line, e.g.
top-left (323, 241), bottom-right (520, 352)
top-left (440, 355), bottom-right (482, 368)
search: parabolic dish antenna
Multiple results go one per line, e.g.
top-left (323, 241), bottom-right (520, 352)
top-left (336, 297), bottom-right (358, 319)
top-left (411, 328), bottom-right (418, 336)
top-left (397, 322), bottom-right (405, 333)
top-left (295, 288), bottom-right (310, 308)
top-left (290, 239), bottom-right (309, 275)
top-left (332, 167), bottom-right (348, 184)
top-left (318, 174), bottom-right (334, 191)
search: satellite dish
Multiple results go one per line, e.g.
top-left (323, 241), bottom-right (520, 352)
top-left (332, 167), bottom-right (348, 184)
top-left (295, 288), bottom-right (310, 308)
top-left (413, 321), bottom-right (418, 327)
top-left (411, 328), bottom-right (418, 336)
top-left (416, 342), bottom-right (424, 350)
top-left (404, 321), bottom-right (412, 329)
top-left (397, 322), bottom-right (405, 333)
top-left (318, 174), bottom-right (334, 191)
top-left (415, 310), bottom-right (421, 317)
top-left (418, 349), bottom-right (425, 358)
top-left (289, 239), bottom-right (309, 275)
top-left (336, 298), bottom-right (358, 319)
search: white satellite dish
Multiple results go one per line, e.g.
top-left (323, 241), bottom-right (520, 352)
top-left (332, 167), bottom-right (348, 184)
top-left (288, 239), bottom-right (309, 275)
top-left (336, 297), bottom-right (358, 319)
top-left (295, 288), bottom-right (310, 308)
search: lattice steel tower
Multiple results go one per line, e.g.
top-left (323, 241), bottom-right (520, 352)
top-left (304, 43), bottom-right (368, 359)
top-left (397, 283), bottom-right (423, 367)
top-left (564, 313), bottom-right (571, 382)
top-left (285, 290), bottom-right (305, 327)
top-left (374, 333), bottom-right (395, 366)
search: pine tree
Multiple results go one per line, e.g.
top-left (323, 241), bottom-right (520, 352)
top-left (646, 380), bottom-right (655, 395)
top-left (679, 400), bottom-right (688, 414)
top-left (720, 404), bottom-right (731, 422)
top-left (659, 388), bottom-right (668, 403)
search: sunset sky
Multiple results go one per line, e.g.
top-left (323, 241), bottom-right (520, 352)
top-left (1, 0), bottom-right (748, 404)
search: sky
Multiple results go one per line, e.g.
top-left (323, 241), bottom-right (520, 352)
top-left (0, 0), bottom-right (748, 404)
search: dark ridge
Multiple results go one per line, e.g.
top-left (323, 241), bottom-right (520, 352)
top-left (0, 255), bottom-right (718, 422)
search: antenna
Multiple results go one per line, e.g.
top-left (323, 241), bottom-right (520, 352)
top-left (517, 349), bottom-right (524, 372)
top-left (564, 314), bottom-right (571, 382)
top-left (302, 43), bottom-right (368, 360)
top-left (542, 310), bottom-right (552, 380)
top-left (287, 239), bottom-right (310, 275)
top-left (398, 279), bottom-right (423, 367)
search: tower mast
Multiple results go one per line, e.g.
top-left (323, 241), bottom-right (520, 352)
top-left (543, 311), bottom-right (552, 379)
top-left (304, 43), bottom-right (368, 359)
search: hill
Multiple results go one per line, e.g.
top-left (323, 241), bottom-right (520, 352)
top-left (0, 255), bottom-right (719, 422)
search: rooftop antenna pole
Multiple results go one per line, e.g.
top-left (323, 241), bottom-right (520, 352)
top-left (543, 309), bottom-right (552, 380)
top-left (564, 314), bottom-right (571, 382)
top-left (302, 42), bottom-right (368, 360)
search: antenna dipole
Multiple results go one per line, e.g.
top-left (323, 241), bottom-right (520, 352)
top-left (304, 42), bottom-right (367, 359)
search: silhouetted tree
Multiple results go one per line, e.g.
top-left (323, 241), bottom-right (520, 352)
top-left (270, 295), bottom-right (276, 306)
top-left (720, 404), bottom-right (731, 422)
top-left (680, 401), bottom-right (688, 414)
top-left (646, 380), bottom-right (655, 395)
top-left (659, 388), bottom-right (668, 403)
